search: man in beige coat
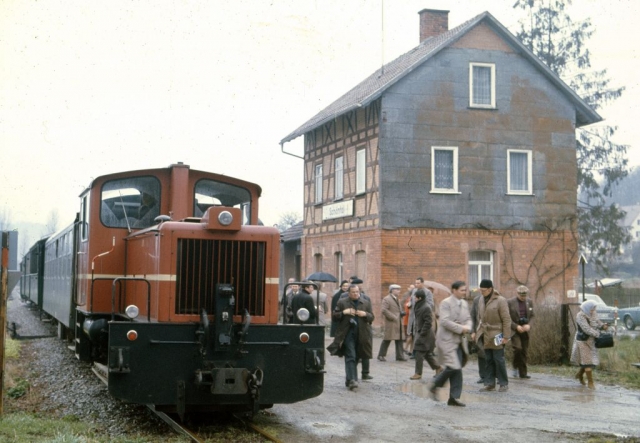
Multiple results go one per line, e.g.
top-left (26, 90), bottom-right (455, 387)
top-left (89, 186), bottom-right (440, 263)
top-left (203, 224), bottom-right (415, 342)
top-left (477, 279), bottom-right (511, 392)
top-left (429, 281), bottom-right (472, 406)
top-left (377, 284), bottom-right (407, 361)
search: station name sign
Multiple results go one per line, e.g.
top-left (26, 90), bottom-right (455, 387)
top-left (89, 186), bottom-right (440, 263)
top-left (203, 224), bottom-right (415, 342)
top-left (322, 199), bottom-right (354, 221)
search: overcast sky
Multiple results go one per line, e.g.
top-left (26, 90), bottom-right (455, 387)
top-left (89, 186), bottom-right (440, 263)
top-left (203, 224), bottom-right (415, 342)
top-left (1, 0), bottom-right (638, 246)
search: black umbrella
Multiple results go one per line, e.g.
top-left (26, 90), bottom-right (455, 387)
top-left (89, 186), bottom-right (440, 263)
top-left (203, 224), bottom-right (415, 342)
top-left (306, 272), bottom-right (338, 283)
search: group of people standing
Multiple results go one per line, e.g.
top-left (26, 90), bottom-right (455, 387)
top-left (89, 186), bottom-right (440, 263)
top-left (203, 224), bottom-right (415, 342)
top-left (290, 273), bottom-right (605, 405)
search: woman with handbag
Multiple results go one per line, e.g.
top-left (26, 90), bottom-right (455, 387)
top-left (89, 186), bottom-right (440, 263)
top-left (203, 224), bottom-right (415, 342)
top-left (570, 300), bottom-right (610, 389)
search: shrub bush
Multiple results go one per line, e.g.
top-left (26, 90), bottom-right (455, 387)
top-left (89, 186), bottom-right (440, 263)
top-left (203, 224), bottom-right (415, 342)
top-left (526, 304), bottom-right (564, 365)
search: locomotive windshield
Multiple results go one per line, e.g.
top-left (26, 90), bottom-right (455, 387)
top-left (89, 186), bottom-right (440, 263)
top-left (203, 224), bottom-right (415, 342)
top-left (193, 179), bottom-right (252, 224)
top-left (100, 176), bottom-right (161, 229)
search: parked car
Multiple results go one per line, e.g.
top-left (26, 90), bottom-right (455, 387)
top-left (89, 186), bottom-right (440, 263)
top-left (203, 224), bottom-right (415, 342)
top-left (579, 293), bottom-right (618, 324)
top-left (618, 305), bottom-right (640, 331)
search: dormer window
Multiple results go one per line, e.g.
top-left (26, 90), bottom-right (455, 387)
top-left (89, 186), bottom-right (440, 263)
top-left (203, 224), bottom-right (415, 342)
top-left (469, 62), bottom-right (495, 108)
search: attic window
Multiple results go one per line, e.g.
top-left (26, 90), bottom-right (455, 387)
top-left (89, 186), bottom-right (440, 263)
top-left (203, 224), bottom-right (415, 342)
top-left (469, 63), bottom-right (495, 108)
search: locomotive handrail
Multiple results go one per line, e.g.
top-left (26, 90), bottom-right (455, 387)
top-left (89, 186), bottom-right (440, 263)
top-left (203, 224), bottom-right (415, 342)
top-left (89, 276), bottom-right (151, 321)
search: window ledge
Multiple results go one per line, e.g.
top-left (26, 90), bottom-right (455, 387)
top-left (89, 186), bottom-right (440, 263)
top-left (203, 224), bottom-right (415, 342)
top-left (506, 192), bottom-right (535, 196)
top-left (430, 190), bottom-right (461, 195)
top-left (468, 105), bottom-right (497, 110)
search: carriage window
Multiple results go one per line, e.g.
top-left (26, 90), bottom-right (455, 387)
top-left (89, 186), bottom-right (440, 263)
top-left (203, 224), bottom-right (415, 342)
top-left (100, 176), bottom-right (161, 229)
top-left (193, 179), bottom-right (252, 224)
top-left (80, 193), bottom-right (90, 241)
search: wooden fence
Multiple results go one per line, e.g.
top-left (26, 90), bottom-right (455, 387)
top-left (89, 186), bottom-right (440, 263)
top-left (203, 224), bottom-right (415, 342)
top-left (600, 287), bottom-right (640, 309)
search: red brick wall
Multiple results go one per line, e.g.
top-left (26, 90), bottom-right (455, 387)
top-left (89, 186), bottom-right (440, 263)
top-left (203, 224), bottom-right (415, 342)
top-left (303, 226), bottom-right (578, 328)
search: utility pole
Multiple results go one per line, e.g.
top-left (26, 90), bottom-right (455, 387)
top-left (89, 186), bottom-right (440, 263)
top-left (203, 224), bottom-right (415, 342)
top-left (0, 232), bottom-right (9, 415)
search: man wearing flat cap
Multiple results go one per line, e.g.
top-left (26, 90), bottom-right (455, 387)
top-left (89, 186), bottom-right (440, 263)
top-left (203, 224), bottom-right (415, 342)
top-left (508, 285), bottom-right (535, 379)
top-left (377, 284), bottom-right (407, 362)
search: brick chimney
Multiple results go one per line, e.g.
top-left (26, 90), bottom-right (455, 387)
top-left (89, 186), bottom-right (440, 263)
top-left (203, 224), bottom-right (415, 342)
top-left (418, 9), bottom-right (449, 43)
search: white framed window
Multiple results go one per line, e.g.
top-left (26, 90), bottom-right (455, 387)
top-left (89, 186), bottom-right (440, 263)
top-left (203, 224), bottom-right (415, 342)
top-left (335, 156), bottom-right (344, 200)
top-left (356, 149), bottom-right (366, 195)
top-left (469, 62), bottom-right (496, 108)
top-left (507, 149), bottom-right (532, 195)
top-left (468, 250), bottom-right (493, 289)
top-left (431, 146), bottom-right (459, 193)
top-left (315, 164), bottom-right (323, 204)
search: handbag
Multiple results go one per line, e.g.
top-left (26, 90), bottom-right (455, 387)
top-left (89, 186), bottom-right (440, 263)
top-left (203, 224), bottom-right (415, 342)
top-left (595, 332), bottom-right (614, 349)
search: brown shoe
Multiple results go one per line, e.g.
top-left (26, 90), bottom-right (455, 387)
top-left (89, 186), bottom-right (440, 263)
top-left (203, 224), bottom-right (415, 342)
top-left (410, 374), bottom-right (422, 380)
top-left (479, 385), bottom-right (495, 392)
top-left (377, 356), bottom-right (386, 362)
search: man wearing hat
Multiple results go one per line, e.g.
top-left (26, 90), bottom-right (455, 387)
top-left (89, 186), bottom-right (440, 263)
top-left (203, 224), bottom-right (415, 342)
top-left (291, 281), bottom-right (317, 325)
top-left (342, 276), bottom-right (373, 379)
top-left (476, 279), bottom-right (511, 392)
top-left (508, 285), bottom-right (535, 379)
top-left (377, 284), bottom-right (407, 362)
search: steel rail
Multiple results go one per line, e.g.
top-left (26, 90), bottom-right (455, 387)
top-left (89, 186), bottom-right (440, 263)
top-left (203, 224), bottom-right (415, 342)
top-left (146, 405), bottom-right (205, 443)
top-left (233, 413), bottom-right (284, 443)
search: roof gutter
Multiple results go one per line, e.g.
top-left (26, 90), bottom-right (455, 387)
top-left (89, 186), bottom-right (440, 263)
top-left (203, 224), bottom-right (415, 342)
top-left (280, 140), bottom-right (304, 160)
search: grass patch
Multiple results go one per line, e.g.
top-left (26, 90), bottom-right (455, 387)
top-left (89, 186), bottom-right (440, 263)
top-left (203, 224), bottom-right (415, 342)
top-left (0, 412), bottom-right (191, 442)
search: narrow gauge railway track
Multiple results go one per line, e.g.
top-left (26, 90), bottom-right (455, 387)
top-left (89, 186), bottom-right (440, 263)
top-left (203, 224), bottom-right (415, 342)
top-left (145, 405), bottom-right (283, 443)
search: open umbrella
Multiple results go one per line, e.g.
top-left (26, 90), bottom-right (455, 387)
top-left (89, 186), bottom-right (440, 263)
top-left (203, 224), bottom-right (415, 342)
top-left (424, 280), bottom-right (451, 305)
top-left (306, 272), bottom-right (338, 283)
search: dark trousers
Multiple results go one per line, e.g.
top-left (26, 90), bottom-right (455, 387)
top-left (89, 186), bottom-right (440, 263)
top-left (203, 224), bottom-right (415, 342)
top-left (478, 355), bottom-right (488, 381)
top-left (484, 347), bottom-right (508, 387)
top-left (343, 327), bottom-right (358, 384)
top-left (513, 333), bottom-right (530, 377)
top-left (414, 350), bottom-right (439, 375)
top-left (361, 358), bottom-right (370, 375)
top-left (433, 347), bottom-right (463, 399)
top-left (378, 339), bottom-right (404, 360)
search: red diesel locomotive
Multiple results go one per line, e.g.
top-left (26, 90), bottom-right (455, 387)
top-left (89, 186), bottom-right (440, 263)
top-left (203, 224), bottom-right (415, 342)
top-left (20, 163), bottom-right (325, 417)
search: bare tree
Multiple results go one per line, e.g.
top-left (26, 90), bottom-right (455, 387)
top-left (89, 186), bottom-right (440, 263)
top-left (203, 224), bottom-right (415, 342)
top-left (275, 211), bottom-right (302, 233)
top-left (0, 206), bottom-right (12, 231)
top-left (45, 209), bottom-right (60, 235)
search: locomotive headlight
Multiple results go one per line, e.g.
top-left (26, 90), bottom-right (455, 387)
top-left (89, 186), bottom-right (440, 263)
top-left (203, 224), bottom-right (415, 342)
top-left (218, 210), bottom-right (233, 226)
top-left (296, 308), bottom-right (310, 322)
top-left (125, 304), bottom-right (140, 319)
top-left (299, 332), bottom-right (310, 343)
top-left (127, 330), bottom-right (138, 341)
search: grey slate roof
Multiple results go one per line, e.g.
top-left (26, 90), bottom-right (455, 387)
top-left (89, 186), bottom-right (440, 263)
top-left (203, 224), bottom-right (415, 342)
top-left (280, 11), bottom-right (601, 145)
top-left (280, 220), bottom-right (303, 242)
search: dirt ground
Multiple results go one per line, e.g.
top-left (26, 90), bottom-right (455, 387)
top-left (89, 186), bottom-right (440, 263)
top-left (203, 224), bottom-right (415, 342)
top-left (253, 334), bottom-right (640, 443)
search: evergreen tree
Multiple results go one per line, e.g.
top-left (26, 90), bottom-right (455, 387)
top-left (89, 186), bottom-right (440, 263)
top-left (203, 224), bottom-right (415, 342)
top-left (513, 0), bottom-right (630, 273)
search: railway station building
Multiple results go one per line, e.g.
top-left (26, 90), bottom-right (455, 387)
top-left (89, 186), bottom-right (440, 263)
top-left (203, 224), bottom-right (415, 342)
top-left (279, 9), bottom-right (601, 325)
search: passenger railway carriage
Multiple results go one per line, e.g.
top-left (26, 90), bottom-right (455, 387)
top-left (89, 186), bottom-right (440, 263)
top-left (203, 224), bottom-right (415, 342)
top-left (20, 163), bottom-right (325, 417)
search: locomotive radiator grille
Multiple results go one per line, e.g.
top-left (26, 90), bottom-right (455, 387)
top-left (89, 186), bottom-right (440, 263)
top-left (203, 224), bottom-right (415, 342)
top-left (175, 239), bottom-right (266, 316)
